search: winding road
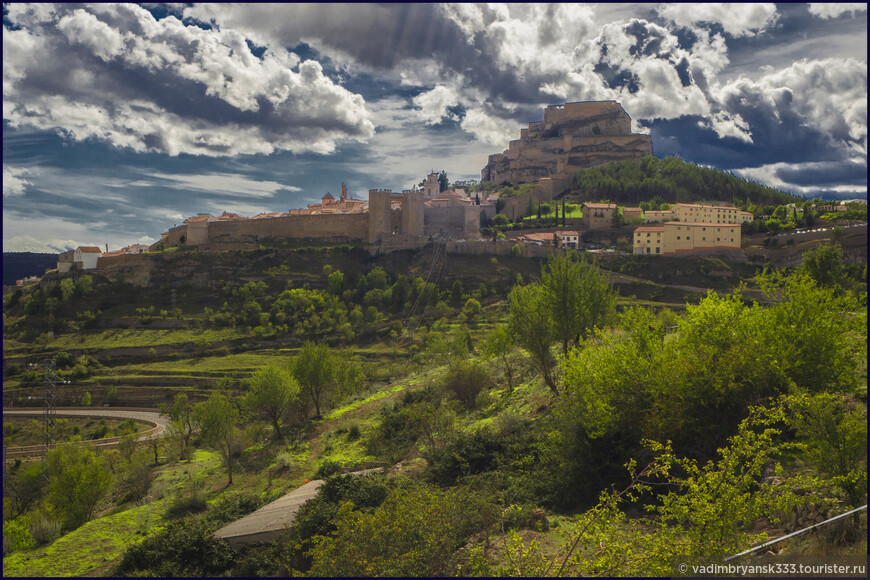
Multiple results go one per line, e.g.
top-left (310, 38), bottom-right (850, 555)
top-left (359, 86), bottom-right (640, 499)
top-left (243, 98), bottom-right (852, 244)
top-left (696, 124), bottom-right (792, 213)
top-left (2, 407), bottom-right (169, 458)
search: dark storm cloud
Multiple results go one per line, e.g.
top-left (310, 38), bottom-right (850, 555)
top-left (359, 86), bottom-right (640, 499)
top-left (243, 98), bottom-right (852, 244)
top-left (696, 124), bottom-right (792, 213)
top-left (775, 161), bottom-right (868, 187)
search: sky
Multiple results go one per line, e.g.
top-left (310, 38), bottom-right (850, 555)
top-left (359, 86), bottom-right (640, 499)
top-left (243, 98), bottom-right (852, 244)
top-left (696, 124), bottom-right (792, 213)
top-left (2, 3), bottom-right (867, 253)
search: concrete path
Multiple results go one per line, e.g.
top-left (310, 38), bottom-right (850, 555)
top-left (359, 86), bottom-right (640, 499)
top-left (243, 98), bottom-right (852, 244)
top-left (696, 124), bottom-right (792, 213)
top-left (213, 468), bottom-right (384, 546)
top-left (214, 479), bottom-right (325, 546)
top-left (3, 407), bottom-right (169, 457)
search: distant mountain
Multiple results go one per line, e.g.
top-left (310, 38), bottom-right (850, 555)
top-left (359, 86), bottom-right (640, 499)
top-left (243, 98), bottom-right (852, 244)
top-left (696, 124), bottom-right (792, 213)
top-left (572, 155), bottom-right (803, 209)
top-left (3, 253), bottom-right (58, 286)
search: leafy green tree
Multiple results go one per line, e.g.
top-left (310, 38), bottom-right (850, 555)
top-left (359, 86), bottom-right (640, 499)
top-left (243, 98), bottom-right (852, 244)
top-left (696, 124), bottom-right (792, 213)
top-left (483, 324), bottom-right (517, 392)
top-left (800, 243), bottom-right (847, 290)
top-left (290, 342), bottom-right (364, 418)
top-left (784, 392), bottom-right (867, 506)
top-left (326, 270), bottom-right (344, 295)
top-left (59, 278), bottom-right (75, 303)
top-left (160, 393), bottom-right (197, 453)
top-left (462, 297), bottom-right (482, 321)
top-left (194, 393), bottom-right (242, 484)
top-left (81, 391), bottom-right (91, 406)
top-left (541, 253), bottom-right (616, 355)
top-left (438, 170), bottom-right (449, 192)
top-left (44, 443), bottom-right (113, 530)
top-left (4, 462), bottom-right (47, 520)
top-left (245, 363), bottom-right (301, 440)
top-left (508, 283), bottom-right (558, 394)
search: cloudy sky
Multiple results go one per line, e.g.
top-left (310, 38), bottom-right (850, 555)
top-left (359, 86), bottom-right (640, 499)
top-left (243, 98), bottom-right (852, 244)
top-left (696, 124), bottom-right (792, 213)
top-left (3, 3), bottom-right (867, 253)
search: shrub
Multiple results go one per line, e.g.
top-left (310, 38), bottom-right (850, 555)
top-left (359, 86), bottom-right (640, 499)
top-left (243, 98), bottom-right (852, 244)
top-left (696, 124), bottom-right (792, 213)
top-left (166, 478), bottom-right (207, 518)
top-left (207, 491), bottom-right (265, 526)
top-left (28, 513), bottom-right (62, 545)
top-left (347, 423), bottom-right (361, 441)
top-left (315, 459), bottom-right (343, 479)
top-left (3, 517), bottom-right (35, 555)
top-left (114, 521), bottom-right (235, 577)
top-left (443, 361), bottom-right (492, 409)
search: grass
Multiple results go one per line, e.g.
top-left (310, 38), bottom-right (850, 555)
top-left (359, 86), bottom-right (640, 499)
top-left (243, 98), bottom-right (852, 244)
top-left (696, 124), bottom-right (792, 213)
top-left (2, 499), bottom-right (168, 577)
top-left (47, 328), bottom-right (245, 350)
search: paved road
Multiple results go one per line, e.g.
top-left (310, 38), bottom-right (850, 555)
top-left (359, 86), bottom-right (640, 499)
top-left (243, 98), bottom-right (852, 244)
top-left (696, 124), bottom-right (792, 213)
top-left (3, 407), bottom-right (169, 457)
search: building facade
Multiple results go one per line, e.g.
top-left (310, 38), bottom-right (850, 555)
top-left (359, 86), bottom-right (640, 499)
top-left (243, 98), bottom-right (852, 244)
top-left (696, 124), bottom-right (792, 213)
top-left (581, 203), bottom-right (617, 230)
top-left (633, 222), bottom-right (741, 255)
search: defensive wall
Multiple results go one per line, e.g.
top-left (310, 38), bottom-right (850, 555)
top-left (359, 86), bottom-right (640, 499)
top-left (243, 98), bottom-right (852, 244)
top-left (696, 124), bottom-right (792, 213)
top-left (501, 174), bottom-right (575, 221)
top-left (209, 213), bottom-right (369, 244)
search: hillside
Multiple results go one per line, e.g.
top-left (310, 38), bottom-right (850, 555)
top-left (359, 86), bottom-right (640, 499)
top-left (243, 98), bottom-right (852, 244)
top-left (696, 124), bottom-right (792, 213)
top-left (3, 253), bottom-right (58, 286)
top-left (2, 239), bottom-right (866, 577)
top-left (570, 155), bottom-right (802, 209)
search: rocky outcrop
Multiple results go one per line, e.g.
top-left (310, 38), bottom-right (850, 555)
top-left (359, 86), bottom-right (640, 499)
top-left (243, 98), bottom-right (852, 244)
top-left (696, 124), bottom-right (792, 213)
top-left (481, 101), bottom-right (653, 185)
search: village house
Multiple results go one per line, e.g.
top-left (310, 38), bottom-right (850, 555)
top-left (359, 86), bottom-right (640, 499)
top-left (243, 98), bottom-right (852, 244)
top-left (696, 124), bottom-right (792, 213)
top-left (516, 232), bottom-right (556, 247)
top-left (622, 207), bottom-right (642, 223)
top-left (57, 250), bottom-right (75, 274)
top-left (554, 230), bottom-right (579, 249)
top-left (633, 222), bottom-right (741, 256)
top-left (671, 203), bottom-right (753, 224)
top-left (73, 246), bottom-right (102, 270)
top-left (643, 209), bottom-right (674, 223)
top-left (581, 203), bottom-right (617, 230)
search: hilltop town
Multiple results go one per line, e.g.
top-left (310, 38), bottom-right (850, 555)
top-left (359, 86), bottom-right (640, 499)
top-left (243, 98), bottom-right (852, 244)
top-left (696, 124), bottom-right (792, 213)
top-left (19, 100), bottom-right (857, 287)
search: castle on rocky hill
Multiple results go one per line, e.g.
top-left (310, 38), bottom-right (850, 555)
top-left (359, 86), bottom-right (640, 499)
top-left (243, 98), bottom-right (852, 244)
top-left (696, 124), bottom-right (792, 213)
top-left (481, 101), bottom-right (653, 186)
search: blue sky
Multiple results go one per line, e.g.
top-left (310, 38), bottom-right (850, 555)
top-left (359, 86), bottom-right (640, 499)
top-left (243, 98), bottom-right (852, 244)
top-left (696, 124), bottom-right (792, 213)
top-left (3, 3), bottom-right (867, 252)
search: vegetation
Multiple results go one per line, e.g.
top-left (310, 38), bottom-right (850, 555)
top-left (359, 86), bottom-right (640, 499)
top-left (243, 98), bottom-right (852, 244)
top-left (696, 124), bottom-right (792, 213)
top-left (572, 155), bottom-right (801, 209)
top-left (2, 231), bottom-right (866, 576)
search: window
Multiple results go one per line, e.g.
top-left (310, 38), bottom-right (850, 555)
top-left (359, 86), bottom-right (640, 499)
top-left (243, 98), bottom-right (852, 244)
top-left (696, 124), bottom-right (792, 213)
top-left (655, 247), bottom-right (660, 253)
top-left (677, 236), bottom-right (681, 240)
top-left (646, 247), bottom-right (650, 254)
top-left (702, 237), bottom-right (706, 241)
top-left (717, 237), bottom-right (720, 241)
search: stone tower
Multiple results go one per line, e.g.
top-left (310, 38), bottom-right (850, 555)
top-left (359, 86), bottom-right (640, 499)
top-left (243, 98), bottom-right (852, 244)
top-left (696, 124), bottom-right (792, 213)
top-left (423, 172), bottom-right (440, 199)
top-left (368, 189), bottom-right (393, 243)
top-left (401, 188), bottom-right (425, 237)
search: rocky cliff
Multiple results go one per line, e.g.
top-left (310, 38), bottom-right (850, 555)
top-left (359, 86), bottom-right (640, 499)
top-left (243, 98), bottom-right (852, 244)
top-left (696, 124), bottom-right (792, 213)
top-left (481, 101), bottom-right (653, 185)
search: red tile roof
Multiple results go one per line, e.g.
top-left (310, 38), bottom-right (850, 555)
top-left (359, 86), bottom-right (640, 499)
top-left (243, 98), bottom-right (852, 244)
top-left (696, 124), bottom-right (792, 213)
top-left (582, 203), bottom-right (617, 209)
top-left (78, 246), bottom-right (102, 253)
top-left (634, 226), bottom-right (665, 233)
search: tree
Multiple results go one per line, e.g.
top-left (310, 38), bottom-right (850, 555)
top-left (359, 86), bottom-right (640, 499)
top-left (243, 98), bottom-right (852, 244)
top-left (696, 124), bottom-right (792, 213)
top-left (81, 391), bottom-right (91, 406)
top-left (44, 443), bottom-right (113, 530)
top-left (246, 363), bottom-right (301, 440)
top-left (483, 324), bottom-right (517, 392)
top-left (160, 393), bottom-right (197, 454)
top-left (290, 342), bottom-right (364, 418)
top-left (194, 392), bottom-right (242, 484)
top-left (462, 297), bottom-right (482, 321)
top-left (508, 283), bottom-right (559, 394)
top-left (800, 243), bottom-right (847, 289)
top-left (541, 253), bottom-right (616, 355)
top-left (438, 171), bottom-right (449, 192)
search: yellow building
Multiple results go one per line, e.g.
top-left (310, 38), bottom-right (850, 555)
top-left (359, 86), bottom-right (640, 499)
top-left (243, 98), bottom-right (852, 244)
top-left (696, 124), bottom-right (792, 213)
top-left (672, 203), bottom-right (753, 224)
top-left (633, 222), bottom-right (741, 255)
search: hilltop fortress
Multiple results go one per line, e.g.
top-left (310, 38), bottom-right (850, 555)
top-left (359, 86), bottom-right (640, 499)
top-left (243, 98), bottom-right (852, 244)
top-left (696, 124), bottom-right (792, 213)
top-left (159, 172), bottom-right (493, 251)
top-left (481, 101), bottom-right (652, 186)
top-left (150, 102), bottom-right (650, 252)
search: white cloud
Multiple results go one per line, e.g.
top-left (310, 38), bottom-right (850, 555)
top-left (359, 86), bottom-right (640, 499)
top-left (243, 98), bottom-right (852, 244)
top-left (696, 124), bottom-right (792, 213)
top-left (412, 85), bottom-right (460, 125)
top-left (3, 166), bottom-right (31, 197)
top-left (733, 161), bottom-right (867, 197)
top-left (145, 172), bottom-right (300, 198)
top-left (807, 3), bottom-right (867, 20)
top-left (656, 3), bottom-right (779, 37)
top-left (461, 108), bottom-right (523, 147)
top-left (3, 4), bottom-right (374, 157)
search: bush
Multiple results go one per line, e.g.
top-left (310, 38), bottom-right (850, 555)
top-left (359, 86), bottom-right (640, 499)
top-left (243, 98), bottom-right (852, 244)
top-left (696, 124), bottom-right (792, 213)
top-left (166, 478), bottom-right (207, 518)
top-left (347, 423), bottom-right (361, 441)
top-left (315, 459), bottom-right (343, 479)
top-left (207, 491), bottom-right (265, 526)
top-left (3, 517), bottom-right (35, 555)
top-left (443, 361), bottom-right (492, 409)
top-left (114, 521), bottom-right (235, 577)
